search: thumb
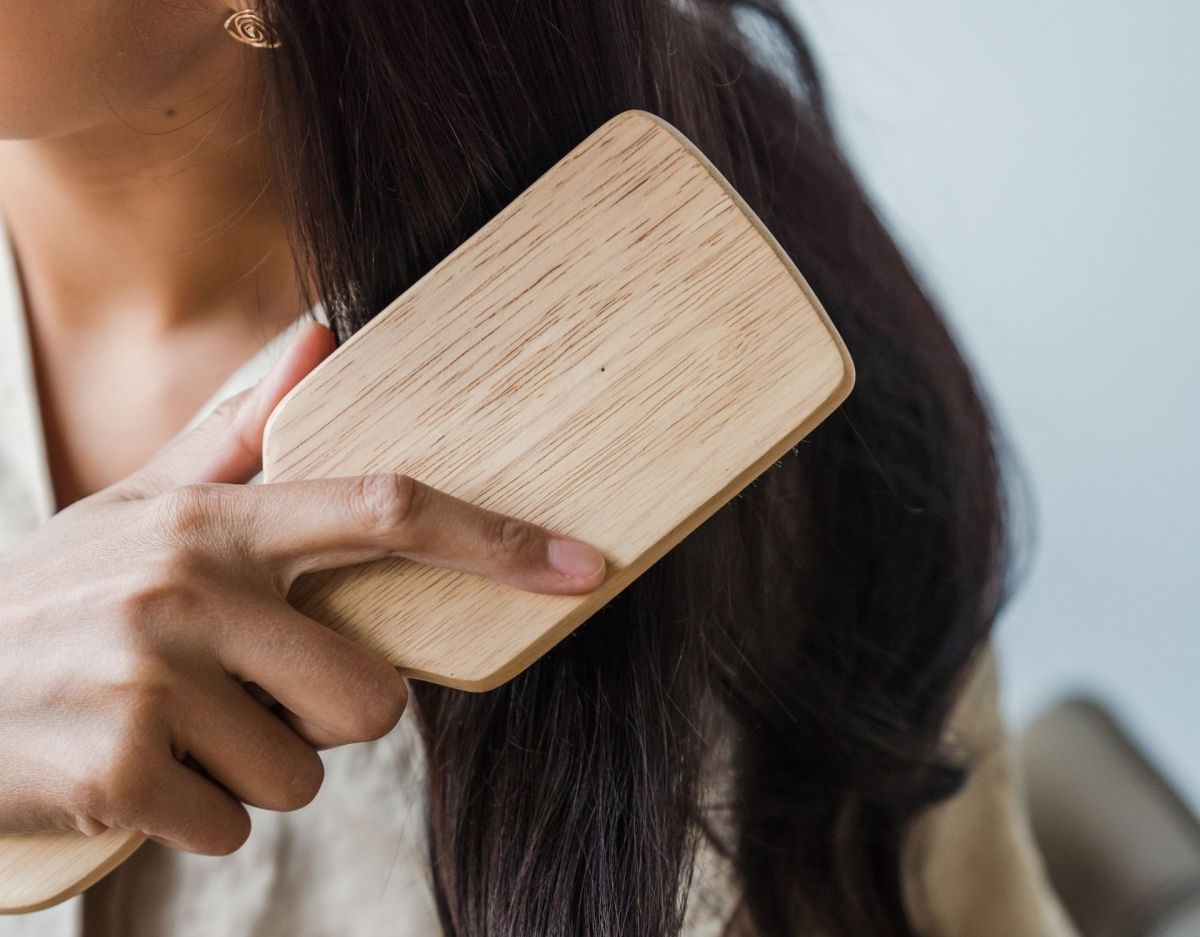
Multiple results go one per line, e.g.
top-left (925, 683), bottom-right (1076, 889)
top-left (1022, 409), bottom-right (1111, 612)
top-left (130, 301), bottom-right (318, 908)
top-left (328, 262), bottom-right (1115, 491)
top-left (107, 320), bottom-right (336, 501)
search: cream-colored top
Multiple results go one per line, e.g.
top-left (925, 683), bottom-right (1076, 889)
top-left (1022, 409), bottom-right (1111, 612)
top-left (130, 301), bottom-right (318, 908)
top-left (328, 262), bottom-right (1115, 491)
top-left (0, 213), bottom-right (1076, 937)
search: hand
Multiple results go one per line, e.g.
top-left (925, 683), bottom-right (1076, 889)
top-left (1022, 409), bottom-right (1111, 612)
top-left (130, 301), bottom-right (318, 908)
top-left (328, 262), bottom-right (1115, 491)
top-left (0, 322), bottom-right (607, 855)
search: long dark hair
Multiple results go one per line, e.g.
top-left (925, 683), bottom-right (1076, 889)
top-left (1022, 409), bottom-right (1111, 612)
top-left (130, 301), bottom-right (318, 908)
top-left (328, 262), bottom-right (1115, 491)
top-left (259, 2), bottom-right (1008, 934)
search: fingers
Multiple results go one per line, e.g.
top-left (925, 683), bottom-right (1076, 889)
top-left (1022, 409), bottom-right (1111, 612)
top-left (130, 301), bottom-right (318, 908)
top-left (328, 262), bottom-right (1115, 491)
top-left (103, 748), bottom-right (252, 856)
top-left (209, 593), bottom-right (409, 750)
top-left (175, 672), bottom-right (325, 813)
top-left (105, 321), bottom-right (336, 501)
top-left (275, 708), bottom-right (348, 751)
top-left (237, 682), bottom-right (353, 751)
top-left (234, 473), bottom-right (608, 595)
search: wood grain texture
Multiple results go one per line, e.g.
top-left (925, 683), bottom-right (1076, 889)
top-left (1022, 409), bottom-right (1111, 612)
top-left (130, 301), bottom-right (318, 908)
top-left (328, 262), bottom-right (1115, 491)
top-left (0, 829), bottom-right (143, 914)
top-left (263, 110), bottom-right (853, 689)
top-left (0, 109), bottom-right (853, 914)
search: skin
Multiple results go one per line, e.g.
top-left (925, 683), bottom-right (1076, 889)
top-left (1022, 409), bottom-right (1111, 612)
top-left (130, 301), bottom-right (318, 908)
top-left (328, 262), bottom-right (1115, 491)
top-left (0, 0), bottom-right (305, 502)
top-left (0, 3), bottom-right (608, 854)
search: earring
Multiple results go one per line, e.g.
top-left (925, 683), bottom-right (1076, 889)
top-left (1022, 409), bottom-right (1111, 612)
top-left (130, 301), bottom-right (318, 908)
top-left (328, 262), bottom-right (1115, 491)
top-left (224, 10), bottom-right (282, 49)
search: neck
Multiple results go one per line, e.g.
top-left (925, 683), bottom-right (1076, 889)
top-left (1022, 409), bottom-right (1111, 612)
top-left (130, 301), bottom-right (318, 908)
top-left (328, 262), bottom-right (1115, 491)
top-left (0, 55), bottom-right (306, 338)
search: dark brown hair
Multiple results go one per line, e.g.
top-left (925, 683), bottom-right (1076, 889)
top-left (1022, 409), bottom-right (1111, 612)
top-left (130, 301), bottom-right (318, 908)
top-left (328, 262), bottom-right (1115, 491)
top-left (260, 2), bottom-right (1009, 934)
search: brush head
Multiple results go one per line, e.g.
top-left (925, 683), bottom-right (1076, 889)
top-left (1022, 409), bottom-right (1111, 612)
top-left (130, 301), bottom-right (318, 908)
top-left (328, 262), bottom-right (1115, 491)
top-left (261, 110), bottom-right (853, 691)
top-left (0, 110), bottom-right (854, 918)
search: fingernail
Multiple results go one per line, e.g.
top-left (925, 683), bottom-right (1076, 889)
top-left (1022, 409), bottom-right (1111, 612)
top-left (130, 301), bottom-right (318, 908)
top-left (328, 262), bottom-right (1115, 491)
top-left (547, 538), bottom-right (606, 580)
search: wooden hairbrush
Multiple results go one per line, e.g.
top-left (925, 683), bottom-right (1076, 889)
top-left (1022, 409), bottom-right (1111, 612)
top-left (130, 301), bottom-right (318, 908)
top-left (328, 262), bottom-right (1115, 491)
top-left (0, 109), bottom-right (853, 913)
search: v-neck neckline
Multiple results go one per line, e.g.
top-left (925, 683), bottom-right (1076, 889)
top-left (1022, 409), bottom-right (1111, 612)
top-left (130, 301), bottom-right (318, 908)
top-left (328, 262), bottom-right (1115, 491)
top-left (0, 210), bottom-right (327, 522)
top-left (0, 209), bottom-right (55, 525)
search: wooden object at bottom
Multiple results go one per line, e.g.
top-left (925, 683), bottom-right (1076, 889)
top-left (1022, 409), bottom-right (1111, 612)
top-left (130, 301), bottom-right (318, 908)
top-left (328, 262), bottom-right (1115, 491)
top-left (0, 830), bottom-right (142, 914)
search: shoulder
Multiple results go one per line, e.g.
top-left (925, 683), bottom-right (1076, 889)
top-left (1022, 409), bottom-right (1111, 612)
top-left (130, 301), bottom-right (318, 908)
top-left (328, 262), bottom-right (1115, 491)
top-left (685, 645), bottom-right (1081, 937)
top-left (901, 644), bottom-right (1080, 937)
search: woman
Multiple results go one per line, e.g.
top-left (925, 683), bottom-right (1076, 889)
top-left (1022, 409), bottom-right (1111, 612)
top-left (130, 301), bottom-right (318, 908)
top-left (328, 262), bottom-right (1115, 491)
top-left (0, 1), bottom-right (1077, 935)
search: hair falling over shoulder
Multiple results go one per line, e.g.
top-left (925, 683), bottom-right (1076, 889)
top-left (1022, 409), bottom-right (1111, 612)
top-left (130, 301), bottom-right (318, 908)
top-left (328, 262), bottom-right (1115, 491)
top-left (258, 2), bottom-right (1011, 934)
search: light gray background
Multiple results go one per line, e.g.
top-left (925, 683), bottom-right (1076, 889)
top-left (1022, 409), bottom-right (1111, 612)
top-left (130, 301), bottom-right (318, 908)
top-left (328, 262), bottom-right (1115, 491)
top-left (785, 0), bottom-right (1199, 805)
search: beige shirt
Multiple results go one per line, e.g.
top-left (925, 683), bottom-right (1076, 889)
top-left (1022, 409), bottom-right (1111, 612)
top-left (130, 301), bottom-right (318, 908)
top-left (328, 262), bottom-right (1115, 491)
top-left (0, 215), bottom-right (1076, 937)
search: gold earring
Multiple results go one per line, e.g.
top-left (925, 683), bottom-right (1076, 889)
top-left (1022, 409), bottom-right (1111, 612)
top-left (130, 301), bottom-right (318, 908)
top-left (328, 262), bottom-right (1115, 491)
top-left (224, 10), bottom-right (282, 49)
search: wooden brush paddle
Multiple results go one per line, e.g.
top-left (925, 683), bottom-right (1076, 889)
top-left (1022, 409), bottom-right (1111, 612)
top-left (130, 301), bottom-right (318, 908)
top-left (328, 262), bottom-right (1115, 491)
top-left (0, 109), bottom-right (853, 914)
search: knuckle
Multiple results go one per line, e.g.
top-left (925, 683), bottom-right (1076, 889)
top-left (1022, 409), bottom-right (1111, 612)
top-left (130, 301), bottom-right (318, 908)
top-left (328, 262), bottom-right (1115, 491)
top-left (209, 394), bottom-right (243, 427)
top-left (154, 485), bottom-right (209, 534)
top-left (112, 665), bottom-right (176, 722)
top-left (486, 516), bottom-right (542, 567)
top-left (116, 559), bottom-right (200, 635)
top-left (350, 473), bottom-right (420, 538)
top-left (152, 484), bottom-right (228, 541)
top-left (69, 772), bottom-right (107, 825)
top-left (198, 392), bottom-right (254, 449)
top-left (102, 763), bottom-right (148, 817)
top-left (76, 744), bottom-right (149, 823)
top-left (96, 653), bottom-right (176, 740)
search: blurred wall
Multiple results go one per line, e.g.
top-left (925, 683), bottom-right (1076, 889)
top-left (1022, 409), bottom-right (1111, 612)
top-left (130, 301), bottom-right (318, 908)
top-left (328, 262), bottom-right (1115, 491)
top-left (785, 0), bottom-right (1200, 805)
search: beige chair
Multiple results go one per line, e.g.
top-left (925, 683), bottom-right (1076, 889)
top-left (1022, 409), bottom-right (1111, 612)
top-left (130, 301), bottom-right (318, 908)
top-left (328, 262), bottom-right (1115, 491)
top-left (1021, 698), bottom-right (1200, 937)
